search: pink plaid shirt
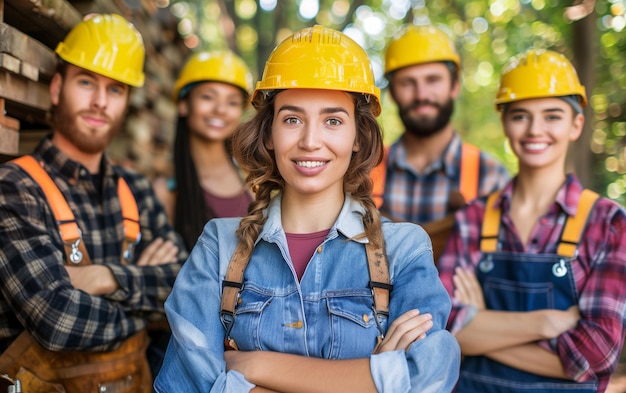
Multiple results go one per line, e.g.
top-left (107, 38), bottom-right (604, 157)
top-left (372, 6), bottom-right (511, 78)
top-left (439, 174), bottom-right (626, 392)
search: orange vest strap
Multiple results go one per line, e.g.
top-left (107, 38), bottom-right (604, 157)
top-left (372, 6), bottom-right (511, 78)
top-left (370, 142), bottom-right (481, 210)
top-left (371, 146), bottom-right (389, 209)
top-left (480, 190), bottom-right (503, 252)
top-left (12, 155), bottom-right (141, 260)
top-left (459, 143), bottom-right (480, 203)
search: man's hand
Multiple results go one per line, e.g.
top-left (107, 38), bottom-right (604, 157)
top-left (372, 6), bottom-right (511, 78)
top-left (64, 265), bottom-right (118, 295)
top-left (373, 309), bottom-right (433, 354)
top-left (136, 237), bottom-right (179, 266)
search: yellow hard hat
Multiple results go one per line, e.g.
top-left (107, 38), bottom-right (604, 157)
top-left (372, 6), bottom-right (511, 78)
top-left (384, 25), bottom-right (461, 75)
top-left (173, 50), bottom-right (253, 102)
top-left (252, 25), bottom-right (381, 117)
top-left (495, 49), bottom-right (587, 108)
top-left (55, 14), bottom-right (145, 87)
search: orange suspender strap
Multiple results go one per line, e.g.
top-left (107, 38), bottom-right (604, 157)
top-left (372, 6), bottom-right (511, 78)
top-left (556, 189), bottom-right (599, 258)
top-left (459, 143), bottom-right (480, 203)
top-left (480, 188), bottom-right (600, 256)
top-left (371, 146), bottom-right (389, 209)
top-left (220, 241), bottom-right (392, 351)
top-left (12, 155), bottom-right (90, 265)
top-left (11, 155), bottom-right (141, 264)
top-left (480, 190), bottom-right (503, 253)
top-left (117, 177), bottom-right (141, 262)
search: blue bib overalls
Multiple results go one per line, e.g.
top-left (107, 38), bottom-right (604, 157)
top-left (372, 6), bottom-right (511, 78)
top-left (455, 190), bottom-right (600, 392)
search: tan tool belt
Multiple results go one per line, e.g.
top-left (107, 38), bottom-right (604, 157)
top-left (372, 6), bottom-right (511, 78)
top-left (0, 330), bottom-right (151, 393)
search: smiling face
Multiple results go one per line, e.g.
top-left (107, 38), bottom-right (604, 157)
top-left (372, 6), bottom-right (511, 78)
top-left (179, 81), bottom-right (246, 143)
top-left (502, 97), bottom-right (584, 173)
top-left (389, 62), bottom-right (459, 138)
top-left (49, 63), bottom-right (129, 155)
top-left (265, 89), bottom-right (359, 200)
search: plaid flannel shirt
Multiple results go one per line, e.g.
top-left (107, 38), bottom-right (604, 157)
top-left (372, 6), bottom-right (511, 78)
top-left (0, 135), bottom-right (187, 353)
top-left (380, 132), bottom-right (510, 223)
top-left (439, 175), bottom-right (626, 391)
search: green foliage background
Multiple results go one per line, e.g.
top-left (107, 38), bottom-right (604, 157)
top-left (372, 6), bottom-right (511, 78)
top-left (169, 0), bottom-right (625, 204)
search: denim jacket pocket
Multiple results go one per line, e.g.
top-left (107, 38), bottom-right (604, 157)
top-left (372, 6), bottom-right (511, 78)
top-left (230, 289), bottom-right (273, 351)
top-left (326, 292), bottom-right (387, 359)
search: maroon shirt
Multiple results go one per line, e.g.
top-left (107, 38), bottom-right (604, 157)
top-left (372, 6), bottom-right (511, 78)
top-left (285, 229), bottom-right (330, 280)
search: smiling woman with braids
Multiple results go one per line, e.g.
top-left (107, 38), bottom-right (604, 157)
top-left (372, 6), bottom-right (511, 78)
top-left (155, 25), bottom-right (459, 393)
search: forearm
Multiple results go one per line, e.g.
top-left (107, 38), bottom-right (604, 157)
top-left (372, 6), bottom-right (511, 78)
top-left (455, 309), bottom-right (549, 355)
top-left (251, 387), bottom-right (281, 393)
top-left (105, 262), bottom-right (180, 310)
top-left (231, 351), bottom-right (377, 393)
top-left (485, 343), bottom-right (571, 379)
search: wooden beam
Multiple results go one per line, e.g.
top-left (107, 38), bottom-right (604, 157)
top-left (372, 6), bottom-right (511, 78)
top-left (0, 68), bottom-right (50, 111)
top-left (0, 98), bottom-right (19, 155)
top-left (0, 22), bottom-right (56, 81)
top-left (3, 0), bottom-right (81, 48)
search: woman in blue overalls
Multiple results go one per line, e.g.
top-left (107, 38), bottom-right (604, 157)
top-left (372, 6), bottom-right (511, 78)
top-left (438, 49), bottom-right (626, 393)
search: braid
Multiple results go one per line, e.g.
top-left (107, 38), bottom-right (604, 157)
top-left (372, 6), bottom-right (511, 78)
top-left (231, 96), bottom-right (283, 260)
top-left (173, 116), bottom-right (212, 250)
top-left (345, 94), bottom-right (386, 249)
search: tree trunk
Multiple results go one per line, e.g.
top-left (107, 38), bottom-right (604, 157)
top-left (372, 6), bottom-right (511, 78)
top-left (568, 11), bottom-right (596, 188)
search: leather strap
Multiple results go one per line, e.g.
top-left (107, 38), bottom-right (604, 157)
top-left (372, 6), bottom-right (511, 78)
top-left (365, 243), bottom-right (391, 315)
top-left (220, 236), bottom-right (392, 347)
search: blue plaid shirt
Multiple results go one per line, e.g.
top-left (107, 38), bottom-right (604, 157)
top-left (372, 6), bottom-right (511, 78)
top-left (380, 132), bottom-right (510, 223)
top-left (0, 135), bottom-right (187, 353)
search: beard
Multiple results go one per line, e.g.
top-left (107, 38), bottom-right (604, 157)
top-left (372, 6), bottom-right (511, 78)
top-left (398, 97), bottom-right (454, 138)
top-left (49, 92), bottom-right (125, 154)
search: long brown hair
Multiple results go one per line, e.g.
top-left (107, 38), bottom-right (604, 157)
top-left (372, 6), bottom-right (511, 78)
top-left (231, 91), bottom-right (385, 262)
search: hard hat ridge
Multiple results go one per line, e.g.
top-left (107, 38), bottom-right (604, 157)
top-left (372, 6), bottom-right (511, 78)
top-left (252, 25), bottom-right (381, 117)
top-left (495, 49), bottom-right (587, 109)
top-left (55, 14), bottom-right (145, 87)
top-left (173, 50), bottom-right (253, 102)
top-left (384, 24), bottom-right (461, 76)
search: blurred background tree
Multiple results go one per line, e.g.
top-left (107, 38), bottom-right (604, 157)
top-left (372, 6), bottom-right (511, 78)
top-left (160, 0), bottom-right (625, 205)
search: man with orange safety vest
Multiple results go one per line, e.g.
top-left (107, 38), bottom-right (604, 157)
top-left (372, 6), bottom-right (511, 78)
top-left (372, 24), bottom-right (509, 259)
top-left (0, 14), bottom-right (187, 392)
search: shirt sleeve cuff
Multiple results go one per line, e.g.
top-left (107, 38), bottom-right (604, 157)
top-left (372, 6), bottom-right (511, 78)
top-left (103, 263), bottom-right (130, 301)
top-left (370, 350), bottom-right (410, 392)
top-left (449, 304), bottom-right (477, 334)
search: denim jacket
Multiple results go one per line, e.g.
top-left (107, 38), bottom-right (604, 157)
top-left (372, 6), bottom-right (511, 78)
top-left (155, 194), bottom-right (460, 392)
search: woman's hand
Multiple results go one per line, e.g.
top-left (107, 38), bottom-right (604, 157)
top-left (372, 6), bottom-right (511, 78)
top-left (453, 267), bottom-right (486, 309)
top-left (539, 305), bottom-right (581, 339)
top-left (373, 309), bottom-right (433, 354)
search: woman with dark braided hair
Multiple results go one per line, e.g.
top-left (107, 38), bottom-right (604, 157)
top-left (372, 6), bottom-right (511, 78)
top-left (155, 25), bottom-right (459, 393)
top-left (153, 51), bottom-right (254, 251)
